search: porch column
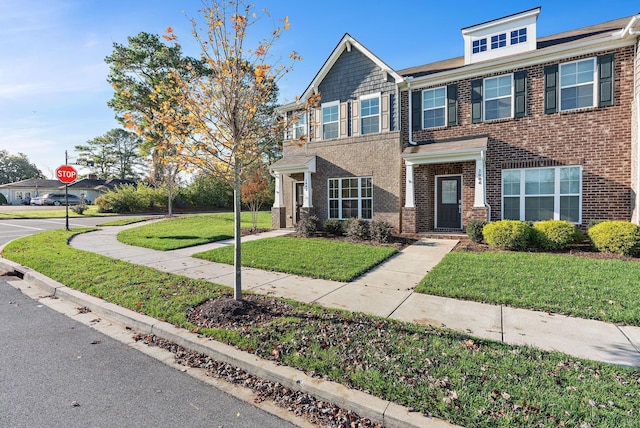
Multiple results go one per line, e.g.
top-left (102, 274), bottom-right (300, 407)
top-left (405, 161), bottom-right (415, 208)
top-left (273, 172), bottom-right (283, 208)
top-left (303, 171), bottom-right (313, 208)
top-left (473, 153), bottom-right (486, 207)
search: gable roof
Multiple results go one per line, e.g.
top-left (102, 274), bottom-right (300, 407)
top-left (0, 177), bottom-right (138, 191)
top-left (281, 33), bottom-right (404, 111)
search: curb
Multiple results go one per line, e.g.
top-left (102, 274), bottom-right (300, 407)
top-left (0, 258), bottom-right (458, 428)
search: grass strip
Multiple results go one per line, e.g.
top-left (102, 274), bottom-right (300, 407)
top-left (193, 236), bottom-right (398, 282)
top-left (117, 212), bottom-right (272, 250)
top-left (97, 217), bottom-right (156, 226)
top-left (416, 251), bottom-right (640, 326)
top-left (2, 230), bottom-right (639, 427)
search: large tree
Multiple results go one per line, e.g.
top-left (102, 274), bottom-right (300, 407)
top-left (75, 128), bottom-right (144, 180)
top-left (0, 150), bottom-right (44, 184)
top-left (106, 32), bottom-right (206, 214)
top-left (155, 0), bottom-right (301, 301)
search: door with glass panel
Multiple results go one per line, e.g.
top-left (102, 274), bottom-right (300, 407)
top-left (436, 176), bottom-right (462, 229)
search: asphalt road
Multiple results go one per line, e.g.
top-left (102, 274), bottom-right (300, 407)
top-left (0, 215), bottom-right (137, 247)
top-left (0, 275), bottom-right (296, 428)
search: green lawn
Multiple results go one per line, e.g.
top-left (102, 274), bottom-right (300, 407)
top-left (97, 217), bottom-right (155, 226)
top-left (3, 229), bottom-right (639, 428)
top-left (416, 251), bottom-right (640, 325)
top-left (193, 236), bottom-right (398, 281)
top-left (117, 212), bottom-right (271, 250)
top-left (0, 206), bottom-right (113, 219)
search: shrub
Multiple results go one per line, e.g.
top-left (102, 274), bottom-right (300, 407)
top-left (71, 200), bottom-right (88, 215)
top-left (587, 219), bottom-right (607, 230)
top-left (533, 220), bottom-right (583, 251)
top-left (294, 215), bottom-right (318, 238)
top-left (323, 219), bottom-right (343, 235)
top-left (466, 220), bottom-right (488, 243)
top-left (482, 220), bottom-right (533, 251)
top-left (345, 218), bottom-right (370, 241)
top-left (0, 193), bottom-right (7, 205)
top-left (588, 220), bottom-right (640, 256)
top-left (370, 220), bottom-right (393, 243)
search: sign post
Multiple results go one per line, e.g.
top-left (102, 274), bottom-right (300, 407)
top-left (56, 162), bottom-right (78, 231)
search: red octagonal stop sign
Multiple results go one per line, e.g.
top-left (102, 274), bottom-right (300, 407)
top-left (56, 165), bottom-right (78, 184)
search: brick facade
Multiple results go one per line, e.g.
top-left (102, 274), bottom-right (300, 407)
top-left (401, 45), bottom-right (636, 229)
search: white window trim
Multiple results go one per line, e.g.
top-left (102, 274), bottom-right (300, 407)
top-left (483, 74), bottom-right (514, 121)
top-left (501, 166), bottom-right (582, 224)
top-left (472, 38), bottom-right (487, 54)
top-left (559, 57), bottom-right (597, 112)
top-left (321, 101), bottom-right (340, 140)
top-left (327, 177), bottom-right (373, 220)
top-left (510, 28), bottom-right (527, 45)
top-left (490, 33), bottom-right (506, 50)
top-left (293, 111), bottom-right (307, 140)
top-left (422, 87), bottom-right (447, 129)
top-left (359, 93), bottom-right (380, 135)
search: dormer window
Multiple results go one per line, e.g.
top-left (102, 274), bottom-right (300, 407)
top-left (462, 7), bottom-right (539, 65)
top-left (472, 38), bottom-right (487, 54)
top-left (511, 28), bottom-right (527, 45)
top-left (491, 33), bottom-right (506, 49)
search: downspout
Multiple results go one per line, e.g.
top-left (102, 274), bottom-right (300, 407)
top-left (481, 149), bottom-right (491, 221)
top-left (406, 77), bottom-right (417, 146)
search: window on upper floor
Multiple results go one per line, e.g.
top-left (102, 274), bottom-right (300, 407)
top-left (422, 87), bottom-right (446, 128)
top-left (544, 55), bottom-right (614, 114)
top-left (360, 94), bottom-right (380, 135)
top-left (484, 75), bottom-right (513, 120)
top-left (491, 33), bottom-right (506, 50)
top-left (322, 101), bottom-right (339, 140)
top-left (560, 58), bottom-right (596, 111)
top-left (328, 177), bottom-right (372, 220)
top-left (510, 28), bottom-right (527, 45)
top-left (293, 112), bottom-right (307, 140)
top-left (471, 72), bottom-right (527, 123)
top-left (502, 166), bottom-right (581, 223)
top-left (472, 38), bottom-right (487, 54)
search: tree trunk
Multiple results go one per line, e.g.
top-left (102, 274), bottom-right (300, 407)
top-left (233, 158), bottom-right (242, 301)
top-left (167, 185), bottom-right (173, 217)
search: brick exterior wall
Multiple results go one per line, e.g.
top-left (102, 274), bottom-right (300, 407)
top-left (281, 132), bottom-right (402, 229)
top-left (401, 45), bottom-right (635, 230)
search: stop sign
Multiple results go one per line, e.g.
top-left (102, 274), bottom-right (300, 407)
top-left (56, 165), bottom-right (78, 184)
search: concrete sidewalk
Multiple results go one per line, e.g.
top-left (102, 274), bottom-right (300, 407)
top-left (68, 225), bottom-right (640, 367)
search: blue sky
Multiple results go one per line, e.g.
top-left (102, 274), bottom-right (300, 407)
top-left (1, 1), bottom-right (638, 177)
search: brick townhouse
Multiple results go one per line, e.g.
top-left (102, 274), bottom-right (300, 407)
top-left (270, 7), bottom-right (640, 234)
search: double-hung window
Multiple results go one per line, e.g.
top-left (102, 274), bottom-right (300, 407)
top-left (328, 177), bottom-right (372, 220)
top-left (502, 166), bottom-right (581, 223)
top-left (422, 87), bottom-right (446, 128)
top-left (322, 101), bottom-right (339, 140)
top-left (360, 94), bottom-right (380, 135)
top-left (293, 112), bottom-right (307, 139)
top-left (484, 74), bottom-right (513, 120)
top-left (559, 58), bottom-right (596, 111)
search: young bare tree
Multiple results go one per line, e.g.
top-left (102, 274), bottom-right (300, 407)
top-left (155, 0), bottom-right (301, 301)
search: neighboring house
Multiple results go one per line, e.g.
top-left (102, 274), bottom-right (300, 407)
top-left (271, 8), bottom-right (640, 234)
top-left (0, 175), bottom-right (136, 205)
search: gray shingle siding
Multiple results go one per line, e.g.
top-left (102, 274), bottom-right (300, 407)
top-left (318, 48), bottom-right (397, 131)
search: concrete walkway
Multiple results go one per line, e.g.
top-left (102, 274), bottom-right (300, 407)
top-left (68, 224), bottom-right (640, 367)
